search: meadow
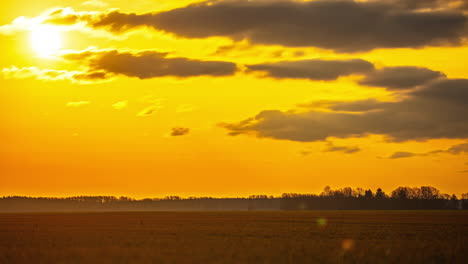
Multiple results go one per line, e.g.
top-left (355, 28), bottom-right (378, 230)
top-left (0, 211), bottom-right (467, 263)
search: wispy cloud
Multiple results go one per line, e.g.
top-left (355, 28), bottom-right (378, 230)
top-left (112, 100), bottom-right (128, 110)
top-left (324, 142), bottom-right (361, 154)
top-left (81, 0), bottom-right (108, 8)
top-left (388, 142), bottom-right (468, 159)
top-left (66, 101), bottom-right (91, 107)
top-left (2, 66), bottom-right (110, 84)
top-left (136, 99), bottom-right (164, 117)
top-left (137, 106), bottom-right (160, 117)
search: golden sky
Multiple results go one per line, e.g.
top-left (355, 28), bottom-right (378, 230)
top-left (1, 0), bottom-right (468, 198)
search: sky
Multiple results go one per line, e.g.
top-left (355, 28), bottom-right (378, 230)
top-left (1, 0), bottom-right (468, 198)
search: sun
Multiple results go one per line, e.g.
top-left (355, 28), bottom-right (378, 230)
top-left (30, 25), bottom-right (63, 58)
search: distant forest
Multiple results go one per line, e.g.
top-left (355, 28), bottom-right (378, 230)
top-left (1, 186), bottom-right (468, 212)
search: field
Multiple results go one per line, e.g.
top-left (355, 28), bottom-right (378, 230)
top-left (0, 211), bottom-right (467, 263)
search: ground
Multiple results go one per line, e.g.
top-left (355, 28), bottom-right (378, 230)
top-left (0, 211), bottom-right (467, 263)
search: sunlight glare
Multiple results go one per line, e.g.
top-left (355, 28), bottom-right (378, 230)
top-left (30, 25), bottom-right (62, 58)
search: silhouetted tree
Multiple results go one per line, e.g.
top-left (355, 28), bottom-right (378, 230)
top-left (391, 187), bottom-right (411, 199)
top-left (364, 189), bottom-right (374, 199)
top-left (375, 188), bottom-right (386, 199)
top-left (420, 186), bottom-right (440, 200)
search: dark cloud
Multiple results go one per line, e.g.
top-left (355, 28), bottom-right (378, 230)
top-left (221, 79), bottom-right (468, 142)
top-left (72, 71), bottom-right (109, 81)
top-left (246, 59), bottom-right (374, 80)
top-left (324, 142), bottom-right (361, 154)
top-left (359, 66), bottom-right (445, 90)
top-left (69, 0), bottom-right (468, 52)
top-left (246, 60), bottom-right (445, 89)
top-left (446, 142), bottom-right (468, 154)
top-left (171, 127), bottom-right (190, 136)
top-left (388, 152), bottom-right (418, 159)
top-left (387, 142), bottom-right (468, 159)
top-left (376, 0), bottom-right (468, 10)
top-left (63, 50), bottom-right (237, 79)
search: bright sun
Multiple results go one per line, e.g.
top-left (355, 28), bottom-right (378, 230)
top-left (30, 25), bottom-right (62, 58)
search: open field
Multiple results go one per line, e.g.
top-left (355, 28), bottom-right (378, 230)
top-left (0, 211), bottom-right (467, 263)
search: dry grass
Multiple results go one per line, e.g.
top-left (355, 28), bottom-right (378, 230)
top-left (0, 211), bottom-right (467, 263)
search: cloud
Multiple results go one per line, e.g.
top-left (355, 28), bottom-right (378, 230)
top-left (358, 66), bottom-right (446, 90)
top-left (137, 105), bottom-right (161, 117)
top-left (447, 142), bottom-right (468, 154)
top-left (0, 16), bottom-right (36, 35)
top-left (1, 66), bottom-right (110, 84)
top-left (0, 8), bottom-right (103, 37)
top-left (66, 0), bottom-right (468, 52)
top-left (7, 1), bottom-right (468, 52)
top-left (66, 101), bottom-right (91, 107)
top-left (221, 78), bottom-right (468, 142)
top-left (171, 127), bottom-right (190, 136)
top-left (388, 142), bottom-right (468, 159)
top-left (136, 98), bottom-right (164, 116)
top-left (375, 0), bottom-right (468, 10)
top-left (62, 49), bottom-right (237, 79)
top-left (299, 150), bottom-right (313, 156)
top-left (112, 101), bottom-right (128, 110)
top-left (81, 0), bottom-right (109, 8)
top-left (42, 8), bottom-right (98, 26)
top-left (324, 142), bottom-right (361, 154)
top-left (246, 59), bottom-right (374, 81)
top-left (245, 59), bottom-right (447, 90)
top-left (388, 151), bottom-right (420, 159)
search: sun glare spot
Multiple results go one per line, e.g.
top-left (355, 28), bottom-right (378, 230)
top-left (30, 25), bottom-right (62, 58)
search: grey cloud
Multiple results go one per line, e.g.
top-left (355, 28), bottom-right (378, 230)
top-left (246, 60), bottom-right (445, 89)
top-left (246, 59), bottom-right (374, 80)
top-left (63, 50), bottom-right (237, 79)
top-left (447, 142), bottom-right (468, 154)
top-left (387, 142), bottom-right (468, 159)
top-left (375, 0), bottom-right (468, 10)
top-left (171, 127), bottom-right (190, 136)
top-left (388, 152), bottom-right (419, 159)
top-left (324, 142), bottom-right (361, 154)
top-left (359, 67), bottom-right (446, 90)
top-left (75, 0), bottom-right (468, 52)
top-left (221, 79), bottom-right (468, 142)
top-left (328, 99), bottom-right (393, 112)
top-left (72, 71), bottom-right (109, 81)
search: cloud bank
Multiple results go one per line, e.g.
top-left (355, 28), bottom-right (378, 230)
top-left (221, 79), bottom-right (468, 142)
top-left (46, 0), bottom-right (468, 52)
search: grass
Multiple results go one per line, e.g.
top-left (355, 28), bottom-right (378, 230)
top-left (0, 211), bottom-right (467, 263)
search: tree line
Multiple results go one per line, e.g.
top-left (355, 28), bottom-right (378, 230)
top-left (1, 186), bottom-right (467, 212)
top-left (280, 186), bottom-right (467, 210)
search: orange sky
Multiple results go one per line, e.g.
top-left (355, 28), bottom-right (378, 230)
top-left (1, 0), bottom-right (468, 198)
